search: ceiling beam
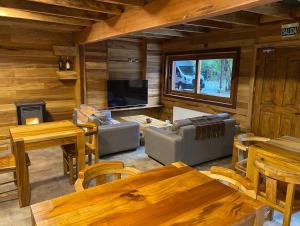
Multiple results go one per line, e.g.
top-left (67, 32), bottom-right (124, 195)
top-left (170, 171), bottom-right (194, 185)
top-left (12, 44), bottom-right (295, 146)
top-left (209, 11), bottom-right (260, 27)
top-left (0, 0), bottom-right (107, 21)
top-left (26, 0), bottom-right (122, 15)
top-left (129, 33), bottom-right (169, 39)
top-left (76, 0), bottom-right (278, 44)
top-left (96, 0), bottom-right (145, 7)
top-left (0, 17), bottom-right (83, 32)
top-left (245, 2), bottom-right (292, 19)
top-left (142, 28), bottom-right (186, 37)
top-left (167, 24), bottom-right (208, 33)
top-left (0, 7), bottom-right (92, 26)
top-left (187, 19), bottom-right (233, 29)
top-left (293, 7), bottom-right (300, 18)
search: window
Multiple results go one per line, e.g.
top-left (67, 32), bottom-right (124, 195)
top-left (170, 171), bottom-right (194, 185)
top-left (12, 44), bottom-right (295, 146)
top-left (164, 49), bottom-right (239, 108)
top-left (171, 60), bottom-right (196, 92)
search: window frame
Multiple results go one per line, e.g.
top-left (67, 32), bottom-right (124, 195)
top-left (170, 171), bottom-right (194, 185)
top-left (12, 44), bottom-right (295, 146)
top-left (163, 48), bottom-right (240, 108)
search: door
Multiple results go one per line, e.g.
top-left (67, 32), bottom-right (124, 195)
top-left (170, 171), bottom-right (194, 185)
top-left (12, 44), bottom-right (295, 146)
top-left (252, 47), bottom-right (300, 139)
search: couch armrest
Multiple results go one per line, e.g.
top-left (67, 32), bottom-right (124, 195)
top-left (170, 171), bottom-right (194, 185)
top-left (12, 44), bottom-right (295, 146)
top-left (144, 126), bottom-right (183, 165)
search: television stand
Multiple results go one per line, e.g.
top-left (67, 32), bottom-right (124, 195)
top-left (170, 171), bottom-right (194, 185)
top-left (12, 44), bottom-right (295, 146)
top-left (103, 104), bottom-right (163, 119)
top-left (106, 104), bottom-right (163, 112)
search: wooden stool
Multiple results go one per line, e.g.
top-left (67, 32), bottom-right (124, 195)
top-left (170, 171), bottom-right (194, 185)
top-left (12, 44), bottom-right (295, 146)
top-left (232, 133), bottom-right (270, 174)
top-left (0, 141), bottom-right (31, 202)
top-left (254, 157), bottom-right (300, 226)
top-left (201, 166), bottom-right (256, 199)
top-left (74, 161), bottom-right (140, 191)
top-left (62, 122), bottom-right (98, 184)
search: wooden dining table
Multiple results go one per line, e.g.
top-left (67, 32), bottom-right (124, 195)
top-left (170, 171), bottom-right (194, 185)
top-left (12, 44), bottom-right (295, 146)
top-left (247, 136), bottom-right (300, 182)
top-left (31, 162), bottom-right (265, 226)
top-left (10, 120), bottom-right (86, 207)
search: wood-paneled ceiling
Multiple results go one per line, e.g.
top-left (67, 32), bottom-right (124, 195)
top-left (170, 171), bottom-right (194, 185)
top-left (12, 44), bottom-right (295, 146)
top-left (0, 0), bottom-right (298, 39)
top-left (128, 1), bottom-right (300, 40)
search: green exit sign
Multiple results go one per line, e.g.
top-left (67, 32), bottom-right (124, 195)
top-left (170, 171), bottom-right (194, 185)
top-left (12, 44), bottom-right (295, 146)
top-left (281, 23), bottom-right (299, 38)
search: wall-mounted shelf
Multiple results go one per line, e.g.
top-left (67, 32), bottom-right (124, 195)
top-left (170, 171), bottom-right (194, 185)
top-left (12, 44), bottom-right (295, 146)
top-left (56, 71), bottom-right (77, 80)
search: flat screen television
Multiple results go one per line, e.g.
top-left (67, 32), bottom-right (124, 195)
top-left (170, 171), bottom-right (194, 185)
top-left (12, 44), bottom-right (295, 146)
top-left (107, 80), bottom-right (148, 108)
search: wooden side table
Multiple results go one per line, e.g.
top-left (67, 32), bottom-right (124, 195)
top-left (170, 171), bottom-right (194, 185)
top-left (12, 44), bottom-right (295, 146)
top-left (10, 120), bottom-right (86, 207)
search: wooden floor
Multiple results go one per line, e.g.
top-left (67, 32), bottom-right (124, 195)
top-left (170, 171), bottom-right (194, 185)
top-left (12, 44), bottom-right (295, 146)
top-left (0, 146), bottom-right (299, 226)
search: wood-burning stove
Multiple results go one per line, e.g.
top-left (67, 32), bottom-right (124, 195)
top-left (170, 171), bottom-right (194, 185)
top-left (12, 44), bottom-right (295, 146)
top-left (15, 101), bottom-right (46, 125)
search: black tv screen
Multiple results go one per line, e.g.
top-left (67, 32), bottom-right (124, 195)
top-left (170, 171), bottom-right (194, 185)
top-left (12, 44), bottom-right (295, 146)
top-left (107, 80), bottom-right (148, 107)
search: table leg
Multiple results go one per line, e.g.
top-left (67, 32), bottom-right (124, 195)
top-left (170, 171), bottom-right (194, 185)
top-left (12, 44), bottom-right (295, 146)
top-left (31, 208), bottom-right (37, 226)
top-left (14, 140), bottom-right (30, 207)
top-left (254, 206), bottom-right (265, 226)
top-left (231, 144), bottom-right (238, 170)
top-left (246, 146), bottom-right (257, 182)
top-left (94, 130), bottom-right (99, 163)
top-left (76, 131), bottom-right (85, 176)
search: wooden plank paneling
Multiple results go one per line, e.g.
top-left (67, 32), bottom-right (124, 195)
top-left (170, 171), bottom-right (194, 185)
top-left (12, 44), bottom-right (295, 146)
top-left (85, 38), bottom-right (146, 107)
top-left (84, 41), bottom-right (108, 108)
top-left (146, 40), bottom-right (162, 106)
top-left (0, 25), bottom-right (75, 136)
top-left (108, 39), bottom-right (143, 80)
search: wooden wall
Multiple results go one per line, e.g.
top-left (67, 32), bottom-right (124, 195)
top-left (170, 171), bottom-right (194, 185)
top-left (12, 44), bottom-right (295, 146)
top-left (146, 41), bottom-right (162, 106)
top-left (108, 39), bottom-right (143, 80)
top-left (84, 38), bottom-right (161, 109)
top-left (161, 22), bottom-right (300, 131)
top-left (84, 41), bottom-right (108, 108)
top-left (0, 25), bottom-right (76, 135)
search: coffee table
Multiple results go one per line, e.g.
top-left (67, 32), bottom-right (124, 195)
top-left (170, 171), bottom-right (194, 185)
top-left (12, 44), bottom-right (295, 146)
top-left (120, 115), bottom-right (171, 144)
top-left (120, 115), bottom-right (171, 133)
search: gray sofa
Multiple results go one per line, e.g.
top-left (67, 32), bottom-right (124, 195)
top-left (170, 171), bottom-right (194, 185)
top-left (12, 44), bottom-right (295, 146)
top-left (144, 114), bottom-right (236, 166)
top-left (97, 122), bottom-right (140, 156)
top-left (73, 108), bottom-right (140, 157)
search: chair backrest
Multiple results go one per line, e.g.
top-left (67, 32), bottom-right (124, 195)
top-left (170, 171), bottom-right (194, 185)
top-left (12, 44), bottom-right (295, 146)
top-left (200, 166), bottom-right (256, 199)
top-left (77, 122), bottom-right (98, 150)
top-left (74, 161), bottom-right (141, 192)
top-left (234, 133), bottom-right (270, 152)
top-left (253, 157), bottom-right (300, 226)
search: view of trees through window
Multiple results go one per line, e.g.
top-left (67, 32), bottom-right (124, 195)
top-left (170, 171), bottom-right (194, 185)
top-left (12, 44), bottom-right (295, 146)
top-left (171, 58), bottom-right (233, 98)
top-left (199, 58), bottom-right (233, 97)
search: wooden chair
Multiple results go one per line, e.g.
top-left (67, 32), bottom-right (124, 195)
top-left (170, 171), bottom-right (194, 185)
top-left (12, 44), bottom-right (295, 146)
top-left (62, 122), bottom-right (98, 184)
top-left (253, 157), bottom-right (300, 226)
top-left (200, 167), bottom-right (262, 225)
top-left (201, 166), bottom-right (256, 199)
top-left (74, 161), bottom-right (141, 192)
top-left (232, 133), bottom-right (270, 174)
top-left (0, 135), bottom-right (30, 202)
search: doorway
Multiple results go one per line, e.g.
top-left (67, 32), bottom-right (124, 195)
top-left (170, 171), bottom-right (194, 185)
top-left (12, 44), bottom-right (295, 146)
top-left (252, 47), bottom-right (300, 139)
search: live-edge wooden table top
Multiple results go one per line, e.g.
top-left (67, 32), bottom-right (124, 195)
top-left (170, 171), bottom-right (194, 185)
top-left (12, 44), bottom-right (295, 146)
top-left (10, 120), bottom-right (82, 144)
top-left (31, 162), bottom-right (264, 226)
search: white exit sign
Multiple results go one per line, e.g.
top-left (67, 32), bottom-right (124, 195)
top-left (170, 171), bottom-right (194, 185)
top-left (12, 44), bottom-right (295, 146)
top-left (281, 23), bottom-right (299, 38)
